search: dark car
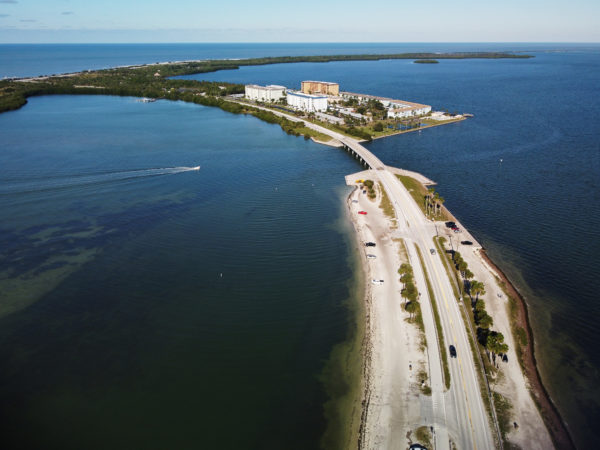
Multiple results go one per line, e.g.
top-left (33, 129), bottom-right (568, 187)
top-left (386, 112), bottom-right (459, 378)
top-left (449, 345), bottom-right (457, 358)
top-left (445, 221), bottom-right (456, 228)
top-left (365, 242), bottom-right (376, 247)
top-left (461, 240), bottom-right (473, 245)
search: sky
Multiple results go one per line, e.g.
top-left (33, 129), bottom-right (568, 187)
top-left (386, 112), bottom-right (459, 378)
top-left (0, 0), bottom-right (599, 43)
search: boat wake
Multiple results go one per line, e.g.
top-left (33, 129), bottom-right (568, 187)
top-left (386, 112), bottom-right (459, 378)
top-left (0, 166), bottom-right (201, 195)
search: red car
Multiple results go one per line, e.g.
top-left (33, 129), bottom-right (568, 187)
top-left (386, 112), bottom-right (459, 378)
top-left (358, 211), bottom-right (367, 215)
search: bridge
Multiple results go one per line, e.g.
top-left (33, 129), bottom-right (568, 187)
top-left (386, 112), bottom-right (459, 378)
top-left (339, 138), bottom-right (385, 170)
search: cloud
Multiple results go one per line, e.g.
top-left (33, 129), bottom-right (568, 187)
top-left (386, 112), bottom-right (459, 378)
top-left (20, 19), bottom-right (36, 22)
top-left (61, 11), bottom-right (74, 16)
top-left (0, 14), bottom-right (10, 17)
top-left (0, 0), bottom-right (18, 3)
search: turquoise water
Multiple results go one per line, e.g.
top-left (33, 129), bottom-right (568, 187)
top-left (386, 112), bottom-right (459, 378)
top-left (0, 95), bottom-right (361, 449)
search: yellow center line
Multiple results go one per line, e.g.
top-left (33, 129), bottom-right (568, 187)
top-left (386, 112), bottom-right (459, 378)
top-left (384, 172), bottom-right (480, 449)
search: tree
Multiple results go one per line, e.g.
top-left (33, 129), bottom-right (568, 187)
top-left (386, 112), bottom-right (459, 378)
top-left (400, 273), bottom-right (413, 289)
top-left (373, 122), bottom-right (383, 132)
top-left (458, 261), bottom-right (468, 278)
top-left (464, 269), bottom-right (474, 282)
top-left (486, 331), bottom-right (509, 366)
top-left (477, 312), bottom-right (494, 329)
top-left (453, 251), bottom-right (462, 265)
top-left (436, 196), bottom-right (445, 217)
top-left (470, 280), bottom-right (486, 303)
top-left (398, 263), bottom-right (412, 275)
top-left (405, 301), bottom-right (417, 320)
top-left (474, 298), bottom-right (486, 311)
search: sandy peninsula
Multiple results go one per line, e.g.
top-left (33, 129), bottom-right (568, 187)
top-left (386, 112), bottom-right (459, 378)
top-left (344, 169), bottom-right (555, 449)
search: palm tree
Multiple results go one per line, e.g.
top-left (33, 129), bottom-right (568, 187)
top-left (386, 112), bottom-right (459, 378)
top-left (398, 263), bottom-right (412, 276)
top-left (470, 281), bottom-right (486, 303)
top-left (400, 273), bottom-right (413, 290)
top-left (477, 311), bottom-right (493, 329)
top-left (426, 188), bottom-right (435, 217)
top-left (405, 301), bottom-right (417, 320)
top-left (458, 261), bottom-right (468, 279)
top-left (436, 196), bottom-right (445, 217)
top-left (486, 331), bottom-right (509, 367)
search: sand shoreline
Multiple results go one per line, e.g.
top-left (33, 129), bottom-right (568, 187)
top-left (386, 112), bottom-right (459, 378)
top-left (478, 249), bottom-right (576, 450)
top-left (342, 168), bottom-right (565, 449)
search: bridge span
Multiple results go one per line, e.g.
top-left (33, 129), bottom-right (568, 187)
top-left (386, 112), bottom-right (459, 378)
top-left (339, 138), bottom-right (385, 170)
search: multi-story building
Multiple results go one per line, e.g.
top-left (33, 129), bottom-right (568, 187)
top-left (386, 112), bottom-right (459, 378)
top-left (340, 91), bottom-right (431, 118)
top-left (244, 84), bottom-right (286, 102)
top-left (301, 81), bottom-right (340, 96)
top-left (286, 91), bottom-right (328, 112)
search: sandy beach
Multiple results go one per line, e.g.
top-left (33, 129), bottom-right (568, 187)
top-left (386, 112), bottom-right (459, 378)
top-left (345, 170), bottom-right (555, 449)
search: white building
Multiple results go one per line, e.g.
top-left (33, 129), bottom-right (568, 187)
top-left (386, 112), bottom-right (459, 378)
top-left (387, 100), bottom-right (431, 118)
top-left (286, 91), bottom-right (328, 112)
top-left (244, 84), bottom-right (286, 102)
top-left (340, 91), bottom-right (431, 119)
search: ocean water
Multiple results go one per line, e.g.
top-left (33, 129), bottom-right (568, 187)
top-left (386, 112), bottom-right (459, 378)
top-left (181, 48), bottom-right (600, 446)
top-left (1, 43), bottom-right (599, 448)
top-left (0, 95), bottom-right (362, 449)
top-left (0, 42), bottom-right (588, 79)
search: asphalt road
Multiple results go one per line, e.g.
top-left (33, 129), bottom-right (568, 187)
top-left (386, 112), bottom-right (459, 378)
top-left (225, 101), bottom-right (495, 448)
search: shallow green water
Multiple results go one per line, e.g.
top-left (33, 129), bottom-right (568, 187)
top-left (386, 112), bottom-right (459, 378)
top-left (0, 95), bottom-right (362, 449)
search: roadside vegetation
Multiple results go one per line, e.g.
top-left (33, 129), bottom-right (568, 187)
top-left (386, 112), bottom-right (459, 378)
top-left (396, 175), bottom-right (452, 222)
top-left (434, 236), bottom-right (509, 447)
top-left (415, 246), bottom-right (451, 390)
top-left (377, 183), bottom-right (395, 219)
top-left (399, 261), bottom-right (426, 350)
top-left (361, 180), bottom-right (376, 200)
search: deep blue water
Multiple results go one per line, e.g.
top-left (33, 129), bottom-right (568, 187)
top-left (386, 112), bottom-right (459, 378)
top-left (0, 42), bottom-right (594, 79)
top-left (180, 48), bottom-right (600, 447)
top-left (0, 95), bottom-right (361, 449)
top-left (1, 43), bottom-right (599, 448)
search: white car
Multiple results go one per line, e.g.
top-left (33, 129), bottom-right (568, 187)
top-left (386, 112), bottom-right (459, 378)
top-left (367, 254), bottom-right (377, 259)
top-left (371, 279), bottom-right (384, 285)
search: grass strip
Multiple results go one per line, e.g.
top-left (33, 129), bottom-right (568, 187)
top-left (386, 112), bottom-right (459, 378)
top-left (415, 245), bottom-right (451, 390)
top-left (378, 182), bottom-right (395, 219)
top-left (397, 175), bottom-right (452, 222)
top-left (433, 237), bottom-right (461, 302)
top-left (493, 391), bottom-right (515, 447)
top-left (434, 236), bottom-right (503, 447)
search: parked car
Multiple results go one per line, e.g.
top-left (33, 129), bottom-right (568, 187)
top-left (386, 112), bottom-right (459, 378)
top-left (371, 279), bottom-right (384, 285)
top-left (365, 242), bottom-right (376, 247)
top-left (358, 211), bottom-right (367, 215)
top-left (445, 221), bottom-right (456, 228)
top-left (367, 254), bottom-right (377, 259)
top-left (453, 227), bottom-right (460, 233)
top-left (461, 240), bottom-right (473, 245)
top-left (430, 249), bottom-right (436, 255)
top-left (449, 345), bottom-right (457, 358)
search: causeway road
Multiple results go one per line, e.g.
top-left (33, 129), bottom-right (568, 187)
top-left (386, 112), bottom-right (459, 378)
top-left (229, 100), bottom-right (495, 449)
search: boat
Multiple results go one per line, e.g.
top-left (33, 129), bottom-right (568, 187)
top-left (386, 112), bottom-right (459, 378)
top-left (139, 97), bottom-right (157, 103)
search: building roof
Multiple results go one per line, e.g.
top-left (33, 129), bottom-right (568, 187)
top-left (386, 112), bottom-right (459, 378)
top-left (246, 84), bottom-right (286, 91)
top-left (340, 91), bottom-right (430, 110)
top-left (302, 80), bottom-right (339, 86)
top-left (287, 90), bottom-right (328, 99)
